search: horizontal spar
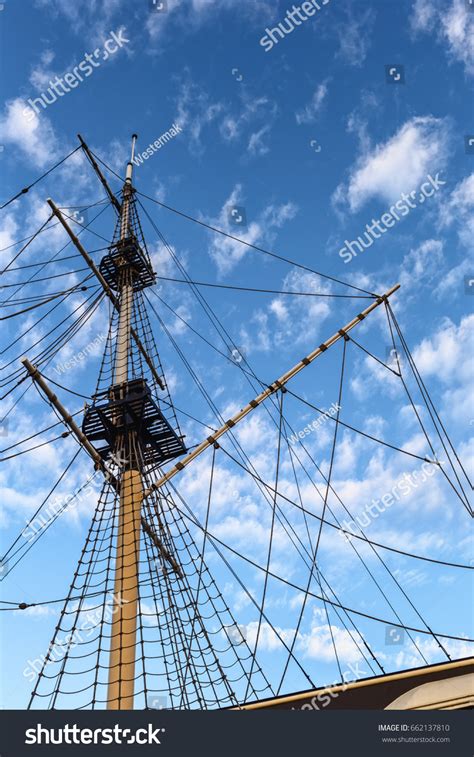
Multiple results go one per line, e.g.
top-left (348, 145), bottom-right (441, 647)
top-left (143, 284), bottom-right (400, 498)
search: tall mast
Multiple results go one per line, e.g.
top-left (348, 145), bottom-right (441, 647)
top-left (107, 134), bottom-right (143, 710)
top-left (114, 133), bottom-right (137, 385)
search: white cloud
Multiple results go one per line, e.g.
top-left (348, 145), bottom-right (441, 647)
top-left (0, 98), bottom-right (60, 168)
top-left (167, 304), bottom-right (193, 336)
top-left (412, 0), bottom-right (474, 77)
top-left (149, 240), bottom-right (184, 278)
top-left (387, 634), bottom-right (474, 671)
top-left (214, 515), bottom-right (286, 552)
top-left (412, 314), bottom-right (474, 384)
top-left (392, 567), bottom-right (429, 589)
top-left (238, 620), bottom-right (294, 652)
top-left (295, 82), bottom-right (329, 125)
top-left (236, 610), bottom-right (367, 664)
top-left (35, 0), bottom-right (122, 24)
top-left (333, 117), bottom-right (450, 213)
top-left (412, 314), bottom-right (474, 430)
top-left (345, 91), bottom-right (380, 155)
top-left (239, 310), bottom-right (272, 354)
top-left (234, 412), bottom-right (274, 455)
top-left (298, 608), bottom-right (364, 663)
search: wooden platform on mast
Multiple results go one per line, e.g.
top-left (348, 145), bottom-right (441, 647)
top-left (99, 236), bottom-right (156, 291)
top-left (82, 378), bottom-right (186, 467)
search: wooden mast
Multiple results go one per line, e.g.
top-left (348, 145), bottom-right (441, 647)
top-left (106, 135), bottom-right (143, 710)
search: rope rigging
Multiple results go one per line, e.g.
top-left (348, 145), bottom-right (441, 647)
top-left (0, 146), bottom-right (82, 211)
top-left (166, 489), bottom-right (474, 644)
top-left (154, 275), bottom-right (375, 299)
top-left (85, 150), bottom-right (377, 298)
top-left (1, 136), bottom-right (471, 713)
top-left (136, 192), bottom-right (378, 297)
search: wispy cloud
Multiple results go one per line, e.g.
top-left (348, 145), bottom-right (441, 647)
top-left (206, 184), bottom-right (297, 275)
top-left (439, 173), bottom-right (474, 248)
top-left (29, 50), bottom-right (57, 91)
top-left (295, 81), bottom-right (329, 125)
top-left (335, 5), bottom-right (376, 67)
top-left (146, 0), bottom-right (273, 46)
top-left (399, 240), bottom-right (445, 293)
top-left (247, 124), bottom-right (272, 156)
top-left (34, 0), bottom-right (126, 46)
top-left (173, 77), bottom-right (224, 156)
top-left (240, 268), bottom-right (333, 356)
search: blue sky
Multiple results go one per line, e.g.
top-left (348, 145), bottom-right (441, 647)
top-left (0, 0), bottom-right (473, 709)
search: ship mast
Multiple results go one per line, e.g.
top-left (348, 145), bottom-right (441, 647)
top-left (107, 134), bottom-right (142, 710)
